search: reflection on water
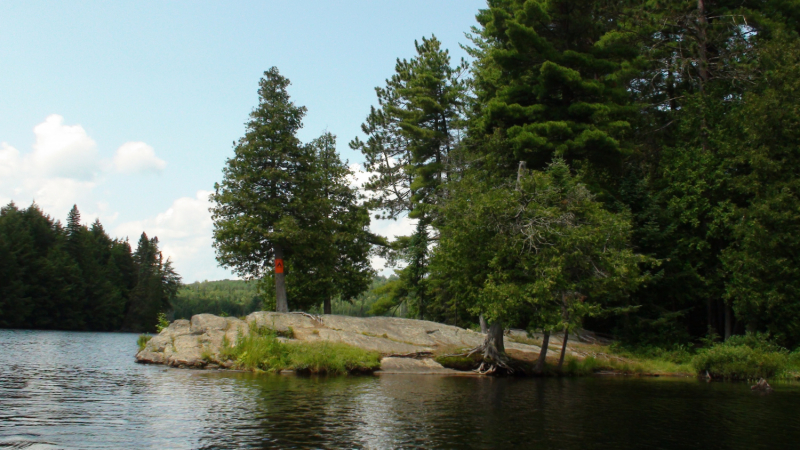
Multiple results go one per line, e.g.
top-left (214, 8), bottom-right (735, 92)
top-left (1, 329), bottom-right (798, 449)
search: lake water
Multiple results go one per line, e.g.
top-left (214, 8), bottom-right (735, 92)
top-left (1, 329), bottom-right (799, 449)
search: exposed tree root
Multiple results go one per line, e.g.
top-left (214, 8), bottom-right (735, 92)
top-left (447, 322), bottom-right (517, 375)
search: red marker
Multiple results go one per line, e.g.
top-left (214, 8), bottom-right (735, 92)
top-left (275, 259), bottom-right (284, 274)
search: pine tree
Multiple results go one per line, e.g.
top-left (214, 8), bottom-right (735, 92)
top-left (468, 0), bottom-right (639, 186)
top-left (351, 36), bottom-right (467, 319)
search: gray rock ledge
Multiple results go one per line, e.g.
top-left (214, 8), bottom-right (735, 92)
top-left (136, 312), bottom-right (555, 373)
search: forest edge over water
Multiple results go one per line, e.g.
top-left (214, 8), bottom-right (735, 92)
top-left (6, 0), bottom-right (800, 382)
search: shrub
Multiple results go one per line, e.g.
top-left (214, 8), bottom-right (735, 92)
top-left (156, 313), bottom-right (170, 333)
top-left (276, 326), bottom-right (295, 339)
top-left (691, 333), bottom-right (790, 379)
top-left (137, 334), bottom-right (152, 352)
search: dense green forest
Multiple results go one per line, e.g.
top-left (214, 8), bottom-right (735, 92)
top-left (6, 0), bottom-right (800, 355)
top-left (211, 0), bottom-right (800, 352)
top-left (0, 203), bottom-right (181, 332)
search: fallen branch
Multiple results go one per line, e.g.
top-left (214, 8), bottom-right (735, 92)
top-left (289, 311), bottom-right (324, 325)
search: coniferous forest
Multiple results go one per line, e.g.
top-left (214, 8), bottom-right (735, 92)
top-left (0, 203), bottom-right (181, 332)
top-left (210, 0), bottom-right (800, 352)
top-left (5, 0), bottom-right (800, 352)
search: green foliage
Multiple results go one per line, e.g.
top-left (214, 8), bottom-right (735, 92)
top-left (211, 68), bottom-right (373, 312)
top-left (691, 338), bottom-right (791, 380)
top-left (155, 313), bottom-right (170, 333)
top-left (285, 132), bottom-right (375, 312)
top-left (469, 0), bottom-right (638, 179)
top-left (137, 334), bottom-right (152, 352)
top-left (173, 279), bottom-right (262, 319)
top-left (433, 159), bottom-right (652, 336)
top-left (122, 232), bottom-right (182, 332)
top-left (221, 325), bottom-right (380, 375)
top-left (351, 35), bottom-right (467, 320)
top-left (210, 67), bottom-right (309, 310)
top-left (0, 202), bottom-right (179, 332)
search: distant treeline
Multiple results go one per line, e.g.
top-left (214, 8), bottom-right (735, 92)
top-left (0, 203), bottom-right (181, 332)
top-left (172, 279), bottom-right (262, 319)
top-left (173, 276), bottom-right (400, 320)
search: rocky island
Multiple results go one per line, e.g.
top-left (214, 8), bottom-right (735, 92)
top-left (136, 312), bottom-right (600, 375)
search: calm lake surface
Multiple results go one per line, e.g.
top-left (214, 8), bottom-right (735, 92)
top-left (1, 330), bottom-right (799, 449)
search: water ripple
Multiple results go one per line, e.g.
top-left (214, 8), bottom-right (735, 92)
top-left (1, 330), bottom-right (799, 449)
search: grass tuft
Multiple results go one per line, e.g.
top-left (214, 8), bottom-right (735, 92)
top-left (137, 334), bottom-right (152, 352)
top-left (219, 323), bottom-right (380, 375)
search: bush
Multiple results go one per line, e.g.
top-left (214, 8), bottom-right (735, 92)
top-left (691, 333), bottom-right (790, 380)
top-left (137, 334), bottom-right (152, 351)
top-left (155, 313), bottom-right (170, 333)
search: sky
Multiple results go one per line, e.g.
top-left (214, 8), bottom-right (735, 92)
top-left (0, 0), bottom-right (486, 282)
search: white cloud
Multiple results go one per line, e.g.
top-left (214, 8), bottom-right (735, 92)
top-left (114, 141), bottom-right (167, 174)
top-left (0, 115), bottom-right (165, 222)
top-left (31, 114), bottom-right (99, 180)
top-left (114, 190), bottom-right (235, 282)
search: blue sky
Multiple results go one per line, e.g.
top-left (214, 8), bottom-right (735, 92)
top-left (0, 0), bottom-right (486, 282)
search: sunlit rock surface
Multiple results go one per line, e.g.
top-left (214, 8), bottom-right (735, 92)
top-left (135, 312), bottom-right (564, 372)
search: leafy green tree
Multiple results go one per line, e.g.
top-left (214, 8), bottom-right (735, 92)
top-left (211, 67), bottom-right (310, 312)
top-left (435, 159), bottom-right (651, 371)
top-left (716, 37), bottom-right (800, 346)
top-left (173, 279), bottom-right (262, 319)
top-left (615, 0), bottom-right (800, 343)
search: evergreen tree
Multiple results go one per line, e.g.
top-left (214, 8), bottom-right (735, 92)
top-left (468, 0), bottom-right (639, 187)
top-left (351, 36), bottom-right (467, 319)
top-left (211, 67), bottom-right (315, 312)
top-left (288, 132), bottom-right (374, 314)
top-left (123, 233), bottom-right (181, 332)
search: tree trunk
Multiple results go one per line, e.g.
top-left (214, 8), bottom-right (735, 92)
top-left (479, 314), bottom-right (488, 334)
top-left (558, 329), bottom-right (569, 372)
top-left (535, 330), bottom-right (550, 373)
top-left (558, 292), bottom-right (570, 371)
top-left (697, 0), bottom-right (709, 89)
top-left (485, 321), bottom-right (505, 354)
top-left (724, 303), bottom-right (733, 340)
top-left (707, 297), bottom-right (716, 337)
top-left (464, 319), bottom-right (512, 374)
top-left (324, 297), bottom-right (332, 315)
top-left (274, 245), bottom-right (288, 313)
